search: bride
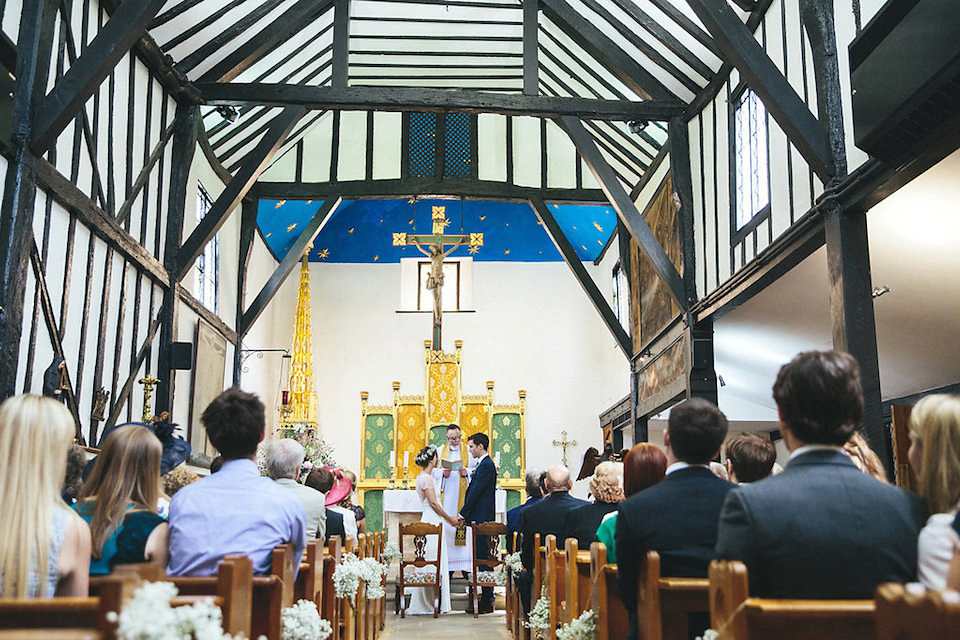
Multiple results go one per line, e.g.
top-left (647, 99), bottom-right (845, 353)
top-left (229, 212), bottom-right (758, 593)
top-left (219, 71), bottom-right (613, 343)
top-left (407, 445), bottom-right (459, 615)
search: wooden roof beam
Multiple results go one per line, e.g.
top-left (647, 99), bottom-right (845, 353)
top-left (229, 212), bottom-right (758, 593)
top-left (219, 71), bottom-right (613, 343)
top-left (30, 0), bottom-right (166, 154)
top-left (539, 0), bottom-right (677, 101)
top-left (529, 195), bottom-right (632, 357)
top-left (175, 106), bottom-right (305, 281)
top-left (198, 84), bottom-right (685, 121)
top-left (684, 0), bottom-right (837, 182)
top-left (559, 115), bottom-right (687, 307)
top-left (240, 197), bottom-right (342, 337)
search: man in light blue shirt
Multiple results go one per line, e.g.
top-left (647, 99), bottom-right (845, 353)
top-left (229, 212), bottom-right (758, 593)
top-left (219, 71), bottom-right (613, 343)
top-left (167, 388), bottom-right (306, 576)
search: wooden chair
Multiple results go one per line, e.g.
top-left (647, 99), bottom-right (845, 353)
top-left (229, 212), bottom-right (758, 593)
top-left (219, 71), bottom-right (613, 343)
top-left (167, 554), bottom-right (255, 638)
top-left (0, 574), bottom-right (135, 640)
top-left (564, 538), bottom-right (592, 625)
top-left (590, 542), bottom-right (629, 640)
top-left (397, 522), bottom-right (443, 618)
top-left (875, 582), bottom-right (960, 640)
top-left (470, 521), bottom-right (507, 617)
top-left (637, 550), bottom-right (710, 640)
top-left (322, 537), bottom-right (342, 635)
top-left (709, 560), bottom-right (875, 640)
top-left (543, 534), bottom-right (565, 638)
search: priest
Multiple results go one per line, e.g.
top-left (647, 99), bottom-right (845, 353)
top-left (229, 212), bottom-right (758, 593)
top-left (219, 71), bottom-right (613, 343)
top-left (432, 424), bottom-right (475, 575)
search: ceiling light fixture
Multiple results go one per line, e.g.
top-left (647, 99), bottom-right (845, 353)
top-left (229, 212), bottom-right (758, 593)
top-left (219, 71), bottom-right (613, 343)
top-left (216, 105), bottom-right (239, 124)
top-left (628, 120), bottom-right (649, 135)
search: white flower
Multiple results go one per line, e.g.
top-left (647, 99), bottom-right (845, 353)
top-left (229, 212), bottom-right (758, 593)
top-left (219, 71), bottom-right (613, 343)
top-left (111, 581), bottom-right (242, 640)
top-left (281, 599), bottom-right (333, 640)
top-left (695, 630), bottom-right (719, 640)
top-left (333, 554), bottom-right (362, 603)
top-left (524, 595), bottom-right (551, 640)
top-left (557, 609), bottom-right (596, 640)
top-left (503, 551), bottom-right (523, 573)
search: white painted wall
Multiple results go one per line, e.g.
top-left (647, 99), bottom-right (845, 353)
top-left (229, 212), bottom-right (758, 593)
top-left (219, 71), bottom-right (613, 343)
top-left (239, 251), bottom-right (630, 494)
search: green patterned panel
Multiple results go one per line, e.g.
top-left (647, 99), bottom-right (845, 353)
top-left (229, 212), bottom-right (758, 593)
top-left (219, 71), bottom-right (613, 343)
top-left (364, 414), bottom-right (394, 480)
top-left (491, 413), bottom-right (522, 480)
top-left (506, 489), bottom-right (521, 511)
top-left (364, 490), bottom-right (384, 533)
top-left (429, 425), bottom-right (447, 449)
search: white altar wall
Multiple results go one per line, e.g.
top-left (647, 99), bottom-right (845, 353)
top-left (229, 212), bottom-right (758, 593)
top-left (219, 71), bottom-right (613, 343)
top-left (240, 243), bottom-right (630, 501)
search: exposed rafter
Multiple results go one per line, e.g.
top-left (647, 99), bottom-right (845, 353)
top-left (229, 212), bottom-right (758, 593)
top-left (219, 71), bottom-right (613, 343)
top-left (530, 195), bottom-right (632, 356)
top-left (240, 197), bottom-right (342, 337)
top-left (198, 84), bottom-right (685, 121)
top-left (684, 0), bottom-right (837, 182)
top-left (539, 0), bottom-right (676, 101)
top-left (176, 106), bottom-right (306, 281)
top-left (30, 0), bottom-right (167, 154)
top-left (559, 115), bottom-right (687, 307)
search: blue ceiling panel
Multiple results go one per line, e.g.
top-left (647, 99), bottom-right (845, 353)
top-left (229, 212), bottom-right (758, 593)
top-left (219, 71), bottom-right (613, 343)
top-left (257, 198), bottom-right (616, 264)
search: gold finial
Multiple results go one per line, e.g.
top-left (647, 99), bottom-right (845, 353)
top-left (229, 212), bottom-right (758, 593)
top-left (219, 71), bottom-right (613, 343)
top-left (284, 258), bottom-right (318, 426)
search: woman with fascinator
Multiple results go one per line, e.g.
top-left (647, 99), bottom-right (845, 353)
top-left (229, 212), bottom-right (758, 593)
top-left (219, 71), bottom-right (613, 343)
top-left (407, 444), bottom-right (459, 615)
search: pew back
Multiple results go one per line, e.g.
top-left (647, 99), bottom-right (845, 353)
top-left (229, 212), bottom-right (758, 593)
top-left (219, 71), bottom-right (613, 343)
top-left (590, 542), bottom-right (629, 640)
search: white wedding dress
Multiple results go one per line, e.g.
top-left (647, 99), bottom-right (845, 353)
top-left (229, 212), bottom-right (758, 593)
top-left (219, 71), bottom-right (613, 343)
top-left (406, 473), bottom-right (452, 615)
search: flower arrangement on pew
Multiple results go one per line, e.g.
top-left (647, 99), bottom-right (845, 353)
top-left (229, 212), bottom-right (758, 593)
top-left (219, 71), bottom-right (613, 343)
top-left (333, 553), bottom-right (388, 604)
top-left (109, 581), bottom-right (247, 640)
top-left (379, 542), bottom-right (400, 568)
top-left (524, 595), bottom-right (551, 640)
top-left (503, 551), bottom-right (522, 573)
top-left (557, 609), bottom-right (596, 640)
top-left (694, 630), bottom-right (718, 640)
top-left (281, 599), bottom-right (333, 640)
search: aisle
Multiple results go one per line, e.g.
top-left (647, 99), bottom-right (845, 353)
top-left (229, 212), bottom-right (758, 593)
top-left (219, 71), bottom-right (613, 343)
top-left (380, 610), bottom-right (511, 640)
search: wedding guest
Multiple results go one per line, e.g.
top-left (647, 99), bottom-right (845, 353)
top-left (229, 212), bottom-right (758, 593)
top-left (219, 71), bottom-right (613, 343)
top-left (909, 394), bottom-right (960, 588)
top-left (337, 469), bottom-right (365, 534)
top-left (506, 469), bottom-right (543, 553)
top-left (75, 424), bottom-right (168, 574)
top-left (325, 470), bottom-right (359, 546)
top-left (163, 465), bottom-right (199, 497)
top-left (843, 431), bottom-right (889, 482)
top-left (716, 350), bottom-right (925, 599)
top-left (617, 398), bottom-right (733, 640)
top-left (167, 388), bottom-right (306, 576)
top-left (595, 443), bottom-right (667, 563)
top-left (265, 439), bottom-right (327, 541)
top-left (562, 461), bottom-right (624, 549)
top-left (62, 443), bottom-right (87, 505)
top-left (305, 468), bottom-right (347, 546)
top-left (724, 433), bottom-right (776, 483)
top-left (0, 394), bottom-right (91, 597)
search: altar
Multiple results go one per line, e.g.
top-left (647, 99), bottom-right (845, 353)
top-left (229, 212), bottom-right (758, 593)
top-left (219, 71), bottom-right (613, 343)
top-left (381, 488), bottom-right (509, 548)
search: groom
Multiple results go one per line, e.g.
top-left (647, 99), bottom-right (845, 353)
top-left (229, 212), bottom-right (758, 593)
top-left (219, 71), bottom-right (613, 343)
top-left (458, 432), bottom-right (497, 614)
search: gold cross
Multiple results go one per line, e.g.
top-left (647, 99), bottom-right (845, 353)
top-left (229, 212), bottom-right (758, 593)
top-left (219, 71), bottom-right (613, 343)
top-left (552, 430), bottom-right (577, 467)
top-left (392, 205), bottom-right (483, 350)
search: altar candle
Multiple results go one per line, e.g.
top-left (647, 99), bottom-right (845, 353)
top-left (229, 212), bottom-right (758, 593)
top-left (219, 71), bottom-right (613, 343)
top-left (281, 390), bottom-right (289, 405)
top-left (495, 451), bottom-right (501, 467)
top-left (389, 451), bottom-right (395, 468)
top-left (404, 451), bottom-right (410, 468)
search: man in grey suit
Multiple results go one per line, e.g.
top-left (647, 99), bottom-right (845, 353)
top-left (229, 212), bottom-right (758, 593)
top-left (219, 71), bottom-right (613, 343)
top-left (716, 350), bottom-right (926, 598)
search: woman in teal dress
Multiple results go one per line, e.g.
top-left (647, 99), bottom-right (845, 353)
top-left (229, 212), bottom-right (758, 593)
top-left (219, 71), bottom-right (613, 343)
top-left (75, 424), bottom-right (168, 574)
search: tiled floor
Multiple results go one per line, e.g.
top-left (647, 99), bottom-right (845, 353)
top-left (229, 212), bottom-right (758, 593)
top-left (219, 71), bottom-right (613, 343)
top-left (381, 609), bottom-right (511, 640)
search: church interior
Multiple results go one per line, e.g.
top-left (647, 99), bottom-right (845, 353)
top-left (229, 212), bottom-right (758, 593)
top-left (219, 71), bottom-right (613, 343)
top-left (1, 0), bottom-right (960, 633)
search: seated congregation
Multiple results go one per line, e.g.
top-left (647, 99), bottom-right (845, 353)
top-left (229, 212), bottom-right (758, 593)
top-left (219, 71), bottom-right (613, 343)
top-left (2, 348), bottom-right (960, 640)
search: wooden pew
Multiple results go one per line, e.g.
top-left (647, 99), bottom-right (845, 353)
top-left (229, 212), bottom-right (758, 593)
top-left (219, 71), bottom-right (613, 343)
top-left (0, 574), bottom-right (135, 640)
top-left (249, 544), bottom-right (296, 640)
top-left (170, 554), bottom-right (255, 638)
top-left (875, 582), bottom-right (960, 640)
top-left (709, 560), bottom-right (875, 640)
top-left (294, 540), bottom-right (322, 612)
top-left (564, 539), bottom-right (591, 625)
top-left (637, 550), bottom-right (710, 640)
top-left (590, 542), bottom-right (629, 640)
top-left (507, 531), bottom-right (527, 640)
top-left (531, 533), bottom-right (544, 614)
top-left (544, 535), bottom-right (565, 639)
top-left (322, 537), bottom-right (342, 637)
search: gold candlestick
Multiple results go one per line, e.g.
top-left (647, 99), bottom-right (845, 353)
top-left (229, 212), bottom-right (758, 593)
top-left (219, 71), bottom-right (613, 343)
top-left (138, 374), bottom-right (161, 423)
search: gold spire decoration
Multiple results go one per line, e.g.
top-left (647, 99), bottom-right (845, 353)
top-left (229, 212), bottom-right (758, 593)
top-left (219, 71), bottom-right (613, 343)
top-left (285, 254), bottom-right (318, 425)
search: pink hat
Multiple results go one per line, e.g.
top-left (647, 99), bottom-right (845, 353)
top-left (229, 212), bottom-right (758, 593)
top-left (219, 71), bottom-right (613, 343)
top-left (324, 468), bottom-right (353, 506)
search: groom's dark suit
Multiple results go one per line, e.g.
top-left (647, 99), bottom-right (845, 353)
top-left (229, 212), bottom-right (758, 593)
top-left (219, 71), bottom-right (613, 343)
top-left (716, 449), bottom-right (926, 598)
top-left (460, 453), bottom-right (497, 610)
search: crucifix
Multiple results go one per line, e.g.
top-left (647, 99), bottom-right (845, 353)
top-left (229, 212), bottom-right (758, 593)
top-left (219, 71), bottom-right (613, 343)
top-left (552, 430), bottom-right (577, 466)
top-left (393, 205), bottom-right (483, 350)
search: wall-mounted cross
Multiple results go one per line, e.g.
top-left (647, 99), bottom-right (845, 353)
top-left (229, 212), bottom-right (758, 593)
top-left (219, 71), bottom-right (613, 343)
top-left (393, 205), bottom-right (483, 350)
top-left (552, 430), bottom-right (577, 467)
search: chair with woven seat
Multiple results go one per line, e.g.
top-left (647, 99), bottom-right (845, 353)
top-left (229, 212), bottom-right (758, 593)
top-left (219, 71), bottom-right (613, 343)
top-left (397, 522), bottom-right (443, 618)
top-left (469, 521), bottom-right (507, 617)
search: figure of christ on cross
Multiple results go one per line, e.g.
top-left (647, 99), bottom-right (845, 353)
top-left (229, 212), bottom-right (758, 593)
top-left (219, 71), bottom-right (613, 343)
top-left (393, 205), bottom-right (483, 350)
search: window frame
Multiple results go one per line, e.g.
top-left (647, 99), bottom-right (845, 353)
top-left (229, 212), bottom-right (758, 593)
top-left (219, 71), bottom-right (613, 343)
top-left (729, 84), bottom-right (772, 245)
top-left (194, 182), bottom-right (219, 313)
top-left (417, 260), bottom-right (461, 312)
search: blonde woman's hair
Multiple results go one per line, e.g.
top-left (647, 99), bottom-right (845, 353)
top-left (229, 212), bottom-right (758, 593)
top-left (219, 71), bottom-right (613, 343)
top-left (0, 394), bottom-right (75, 597)
top-left (589, 461), bottom-right (625, 503)
top-left (843, 431), bottom-right (888, 483)
top-left (909, 394), bottom-right (960, 513)
top-left (78, 424), bottom-right (162, 558)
